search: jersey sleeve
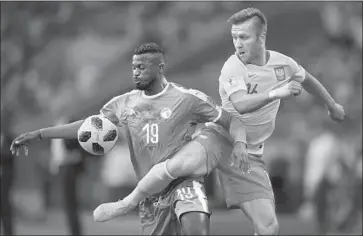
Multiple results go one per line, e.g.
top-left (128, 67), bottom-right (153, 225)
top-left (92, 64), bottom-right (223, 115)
top-left (219, 59), bottom-right (248, 98)
top-left (287, 57), bottom-right (306, 83)
top-left (187, 89), bottom-right (222, 123)
top-left (99, 95), bottom-right (126, 126)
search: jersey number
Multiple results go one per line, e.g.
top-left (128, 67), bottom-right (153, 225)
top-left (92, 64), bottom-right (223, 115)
top-left (247, 83), bottom-right (258, 94)
top-left (142, 123), bottom-right (159, 144)
top-left (176, 187), bottom-right (194, 201)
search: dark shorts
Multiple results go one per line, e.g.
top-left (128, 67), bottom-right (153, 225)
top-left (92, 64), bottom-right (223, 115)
top-left (139, 177), bottom-right (210, 235)
top-left (196, 126), bottom-right (275, 208)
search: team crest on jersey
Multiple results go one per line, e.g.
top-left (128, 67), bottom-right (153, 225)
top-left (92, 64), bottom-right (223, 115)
top-left (274, 67), bottom-right (286, 81)
top-left (228, 77), bottom-right (238, 86)
top-left (160, 107), bottom-right (172, 120)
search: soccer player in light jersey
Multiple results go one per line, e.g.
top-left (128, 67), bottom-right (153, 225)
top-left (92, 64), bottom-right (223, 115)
top-left (96, 8), bottom-right (346, 235)
top-left (10, 42), bottom-right (248, 235)
top-left (214, 8), bottom-right (344, 235)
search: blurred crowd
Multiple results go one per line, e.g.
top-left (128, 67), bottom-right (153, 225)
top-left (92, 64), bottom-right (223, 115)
top-left (1, 2), bottom-right (362, 235)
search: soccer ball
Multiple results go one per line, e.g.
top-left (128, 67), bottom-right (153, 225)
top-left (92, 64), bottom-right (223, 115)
top-left (77, 115), bottom-right (118, 155)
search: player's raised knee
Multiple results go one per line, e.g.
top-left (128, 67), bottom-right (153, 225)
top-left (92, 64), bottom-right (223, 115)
top-left (167, 141), bottom-right (207, 177)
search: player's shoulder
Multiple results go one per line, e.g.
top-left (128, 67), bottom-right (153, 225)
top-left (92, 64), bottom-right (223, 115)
top-left (268, 50), bottom-right (297, 65)
top-left (221, 54), bottom-right (247, 75)
top-left (169, 82), bottom-right (189, 95)
top-left (169, 82), bottom-right (209, 102)
top-left (105, 90), bottom-right (140, 105)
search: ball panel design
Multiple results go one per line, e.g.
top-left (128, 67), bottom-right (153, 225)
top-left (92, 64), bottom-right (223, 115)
top-left (78, 131), bottom-right (92, 142)
top-left (103, 129), bottom-right (117, 142)
top-left (91, 116), bottom-right (103, 131)
top-left (92, 143), bottom-right (104, 155)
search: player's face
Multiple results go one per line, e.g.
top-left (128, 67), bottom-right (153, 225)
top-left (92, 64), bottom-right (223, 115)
top-left (231, 19), bottom-right (263, 64)
top-left (132, 54), bottom-right (160, 90)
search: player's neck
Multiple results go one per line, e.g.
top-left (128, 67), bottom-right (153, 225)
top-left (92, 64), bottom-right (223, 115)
top-left (252, 49), bottom-right (269, 66)
top-left (144, 77), bottom-right (168, 96)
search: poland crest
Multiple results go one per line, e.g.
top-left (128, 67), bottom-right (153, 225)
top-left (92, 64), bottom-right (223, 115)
top-left (274, 67), bottom-right (286, 81)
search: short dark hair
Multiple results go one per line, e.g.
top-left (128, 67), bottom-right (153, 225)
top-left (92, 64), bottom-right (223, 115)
top-left (227, 8), bottom-right (267, 36)
top-left (134, 42), bottom-right (165, 55)
top-left (227, 8), bottom-right (267, 25)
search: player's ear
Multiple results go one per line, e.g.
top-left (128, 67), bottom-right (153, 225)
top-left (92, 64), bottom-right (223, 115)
top-left (258, 29), bottom-right (267, 44)
top-left (158, 63), bottom-right (165, 72)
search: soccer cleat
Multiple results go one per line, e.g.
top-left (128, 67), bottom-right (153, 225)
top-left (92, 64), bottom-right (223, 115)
top-left (93, 200), bottom-right (137, 222)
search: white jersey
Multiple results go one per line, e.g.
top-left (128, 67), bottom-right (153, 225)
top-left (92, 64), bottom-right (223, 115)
top-left (219, 50), bottom-right (306, 155)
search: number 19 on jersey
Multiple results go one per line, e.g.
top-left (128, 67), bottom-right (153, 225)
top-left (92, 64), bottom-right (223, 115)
top-left (142, 123), bottom-right (159, 144)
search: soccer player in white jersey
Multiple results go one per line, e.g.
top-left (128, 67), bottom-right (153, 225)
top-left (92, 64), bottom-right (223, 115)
top-left (94, 7), bottom-right (346, 235)
top-left (214, 8), bottom-right (344, 235)
top-left (10, 43), bottom-right (248, 235)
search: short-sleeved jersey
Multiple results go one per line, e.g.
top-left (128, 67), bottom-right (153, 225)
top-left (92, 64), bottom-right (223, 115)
top-left (100, 82), bottom-right (222, 179)
top-left (219, 50), bottom-right (306, 155)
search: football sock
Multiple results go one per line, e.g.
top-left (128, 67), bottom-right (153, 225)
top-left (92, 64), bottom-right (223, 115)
top-left (123, 160), bottom-right (177, 205)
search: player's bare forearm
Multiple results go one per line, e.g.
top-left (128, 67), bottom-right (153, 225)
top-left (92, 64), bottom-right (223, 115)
top-left (39, 120), bottom-right (84, 139)
top-left (302, 72), bottom-right (336, 109)
top-left (215, 109), bottom-right (246, 144)
top-left (230, 90), bottom-right (273, 114)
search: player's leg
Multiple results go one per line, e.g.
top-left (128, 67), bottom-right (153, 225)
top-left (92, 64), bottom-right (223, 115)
top-left (93, 139), bottom-right (210, 222)
top-left (139, 178), bottom-right (210, 235)
top-left (174, 178), bottom-right (211, 235)
top-left (239, 199), bottom-right (278, 235)
top-left (139, 196), bottom-right (181, 235)
top-left (217, 155), bottom-right (278, 235)
top-left (180, 212), bottom-right (210, 235)
top-left (121, 128), bottom-right (229, 205)
top-left (93, 128), bottom-right (228, 222)
top-left (126, 139), bottom-right (211, 201)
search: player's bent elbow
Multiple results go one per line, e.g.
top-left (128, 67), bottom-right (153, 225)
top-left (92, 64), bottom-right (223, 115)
top-left (230, 100), bottom-right (250, 115)
top-left (233, 104), bottom-right (250, 115)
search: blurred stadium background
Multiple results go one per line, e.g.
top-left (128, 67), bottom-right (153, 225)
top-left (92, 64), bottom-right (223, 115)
top-left (1, 1), bottom-right (362, 235)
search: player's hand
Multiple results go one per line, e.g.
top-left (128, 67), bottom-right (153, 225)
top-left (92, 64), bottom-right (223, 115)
top-left (10, 130), bottom-right (41, 156)
top-left (230, 141), bottom-right (250, 174)
top-left (269, 81), bottom-right (302, 99)
top-left (328, 103), bottom-right (345, 122)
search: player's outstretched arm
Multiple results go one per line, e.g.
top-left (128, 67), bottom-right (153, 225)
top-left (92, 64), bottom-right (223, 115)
top-left (301, 72), bottom-right (345, 122)
top-left (10, 120), bottom-right (84, 156)
top-left (230, 90), bottom-right (274, 114)
top-left (229, 80), bottom-right (302, 114)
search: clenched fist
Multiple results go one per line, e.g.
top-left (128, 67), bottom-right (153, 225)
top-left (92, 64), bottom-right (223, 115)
top-left (269, 81), bottom-right (302, 99)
